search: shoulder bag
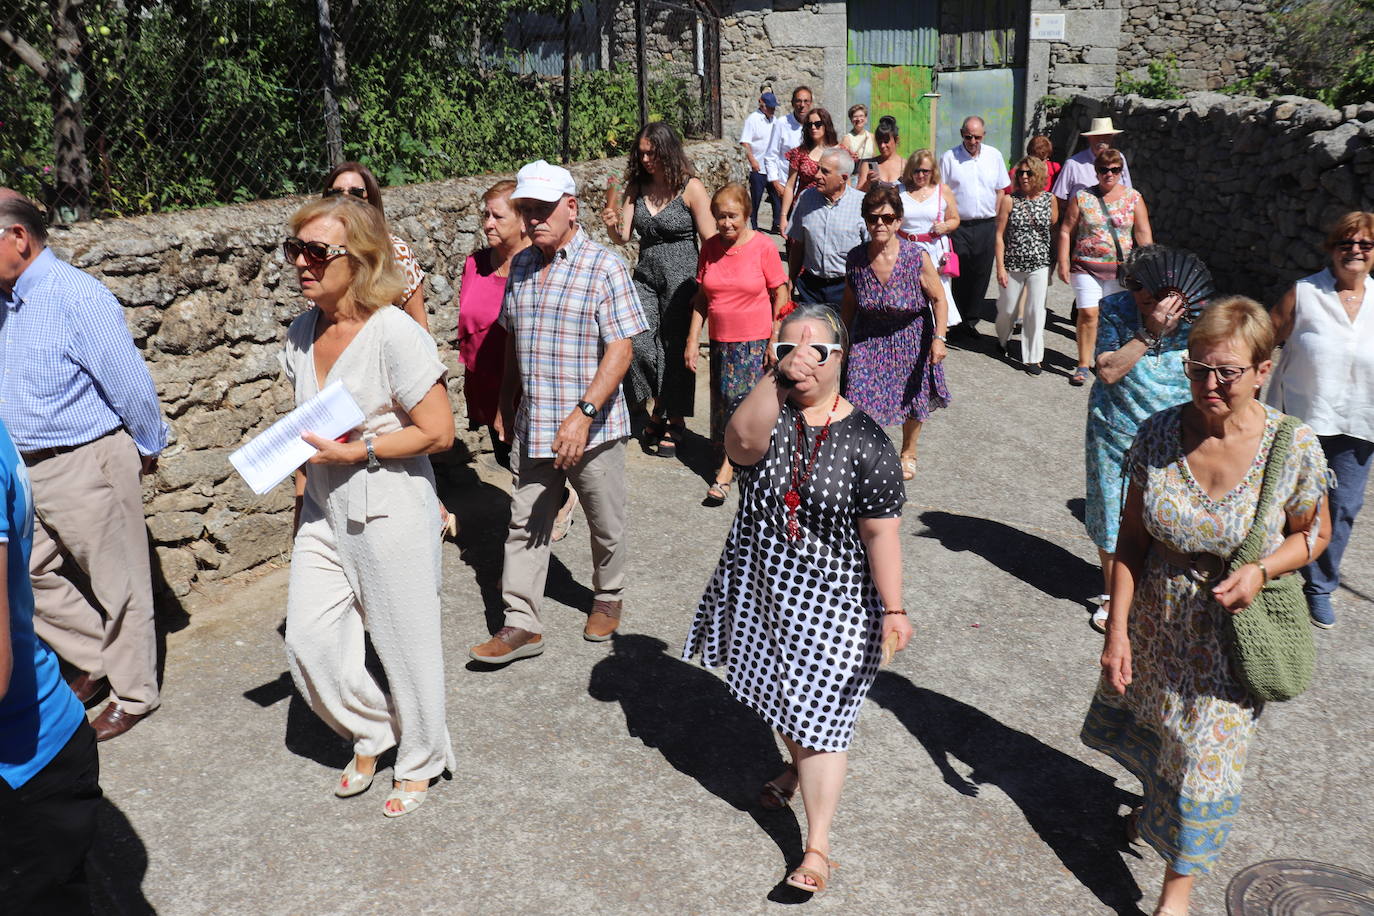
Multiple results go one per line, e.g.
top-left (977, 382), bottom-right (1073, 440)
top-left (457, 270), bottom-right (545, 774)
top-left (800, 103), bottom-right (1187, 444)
top-left (936, 190), bottom-right (960, 278)
top-left (1224, 414), bottom-right (1315, 702)
top-left (1090, 187), bottom-right (1130, 283)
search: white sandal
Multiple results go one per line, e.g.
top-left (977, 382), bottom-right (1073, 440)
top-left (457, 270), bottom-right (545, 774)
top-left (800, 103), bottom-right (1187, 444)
top-left (382, 784), bottom-right (427, 818)
top-left (335, 758), bottom-right (375, 798)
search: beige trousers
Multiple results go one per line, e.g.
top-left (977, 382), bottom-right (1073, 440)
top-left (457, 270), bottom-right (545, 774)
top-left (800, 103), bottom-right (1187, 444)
top-left (502, 438), bottom-right (628, 634)
top-left (28, 430), bottom-right (160, 714)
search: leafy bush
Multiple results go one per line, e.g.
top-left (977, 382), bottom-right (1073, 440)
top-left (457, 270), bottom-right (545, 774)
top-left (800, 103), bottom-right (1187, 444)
top-left (1115, 55), bottom-right (1186, 100)
top-left (1271, 0), bottom-right (1374, 107)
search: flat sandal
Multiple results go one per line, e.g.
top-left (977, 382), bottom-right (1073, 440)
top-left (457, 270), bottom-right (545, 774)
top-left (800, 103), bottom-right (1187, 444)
top-left (759, 763), bottom-right (797, 810)
top-left (786, 847), bottom-right (836, 894)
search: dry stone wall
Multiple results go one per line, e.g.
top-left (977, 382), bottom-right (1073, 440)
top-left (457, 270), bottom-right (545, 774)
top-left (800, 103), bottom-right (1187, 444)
top-left (1057, 93), bottom-right (1374, 301)
top-left (47, 141), bottom-right (744, 604)
top-left (1118, 0), bottom-right (1276, 91)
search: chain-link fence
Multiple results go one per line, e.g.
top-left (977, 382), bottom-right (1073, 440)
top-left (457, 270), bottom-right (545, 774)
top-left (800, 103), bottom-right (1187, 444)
top-left (1, 0), bottom-right (721, 222)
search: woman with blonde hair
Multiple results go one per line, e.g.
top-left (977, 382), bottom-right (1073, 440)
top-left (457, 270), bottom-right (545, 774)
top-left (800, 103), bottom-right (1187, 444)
top-left (280, 195), bottom-right (456, 817)
top-left (897, 149), bottom-right (962, 327)
top-left (1268, 210), bottom-right (1374, 627)
top-left (994, 156), bottom-right (1058, 373)
top-left (1084, 295), bottom-right (1331, 915)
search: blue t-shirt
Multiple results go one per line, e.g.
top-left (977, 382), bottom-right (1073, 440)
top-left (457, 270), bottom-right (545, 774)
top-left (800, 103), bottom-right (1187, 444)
top-left (0, 421), bottom-right (83, 788)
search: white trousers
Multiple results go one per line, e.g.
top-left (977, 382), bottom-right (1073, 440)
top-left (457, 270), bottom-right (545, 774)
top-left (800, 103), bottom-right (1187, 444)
top-left (996, 267), bottom-right (1050, 364)
top-left (285, 465), bottom-right (455, 782)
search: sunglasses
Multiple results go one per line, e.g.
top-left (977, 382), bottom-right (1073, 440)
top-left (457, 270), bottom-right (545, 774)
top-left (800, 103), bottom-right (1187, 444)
top-left (323, 186), bottom-right (367, 199)
top-left (1334, 239), bottom-right (1374, 252)
top-left (806, 121), bottom-right (825, 129)
top-left (771, 341), bottom-right (844, 364)
top-left (962, 133), bottom-right (984, 140)
top-left (1015, 169), bottom-right (1034, 177)
top-left (1181, 358), bottom-right (1251, 384)
top-left (864, 213), bottom-right (900, 225)
top-left (912, 168), bottom-right (932, 175)
top-left (283, 236), bottom-right (348, 265)
top-left (1095, 166), bottom-right (1124, 175)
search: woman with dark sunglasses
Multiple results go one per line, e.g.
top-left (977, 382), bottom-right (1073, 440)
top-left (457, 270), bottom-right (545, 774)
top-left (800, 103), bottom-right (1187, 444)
top-left (279, 195), bottom-right (457, 817)
top-left (1057, 148), bottom-right (1153, 387)
top-left (1267, 210), bottom-right (1374, 627)
top-left (683, 302), bottom-right (909, 896)
top-left (841, 185), bottom-right (950, 480)
top-left (778, 107), bottom-right (838, 237)
top-left (322, 162), bottom-right (429, 332)
top-left (994, 156), bottom-right (1059, 374)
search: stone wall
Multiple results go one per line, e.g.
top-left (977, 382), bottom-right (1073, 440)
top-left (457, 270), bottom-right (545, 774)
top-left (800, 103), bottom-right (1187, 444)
top-left (1058, 93), bottom-right (1374, 300)
top-left (1118, 0), bottom-right (1276, 91)
top-left (46, 141), bottom-right (744, 603)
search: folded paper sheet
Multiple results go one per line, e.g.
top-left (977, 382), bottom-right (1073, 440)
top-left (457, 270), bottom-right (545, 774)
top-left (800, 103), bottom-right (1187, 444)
top-left (229, 380), bottom-right (364, 495)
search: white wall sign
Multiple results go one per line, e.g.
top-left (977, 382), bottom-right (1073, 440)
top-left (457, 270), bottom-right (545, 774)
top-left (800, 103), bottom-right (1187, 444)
top-left (1030, 13), bottom-right (1066, 41)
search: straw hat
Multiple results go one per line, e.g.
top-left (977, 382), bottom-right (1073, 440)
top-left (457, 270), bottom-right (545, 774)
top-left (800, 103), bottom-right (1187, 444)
top-left (1084, 117), bottom-right (1123, 136)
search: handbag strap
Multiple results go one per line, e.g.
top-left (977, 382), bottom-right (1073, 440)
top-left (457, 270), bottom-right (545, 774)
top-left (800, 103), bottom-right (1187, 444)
top-left (1091, 186), bottom-right (1126, 267)
top-left (1229, 414), bottom-right (1301, 571)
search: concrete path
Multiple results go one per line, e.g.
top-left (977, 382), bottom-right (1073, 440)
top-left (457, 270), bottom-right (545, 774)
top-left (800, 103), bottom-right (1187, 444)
top-left (90, 281), bottom-right (1374, 915)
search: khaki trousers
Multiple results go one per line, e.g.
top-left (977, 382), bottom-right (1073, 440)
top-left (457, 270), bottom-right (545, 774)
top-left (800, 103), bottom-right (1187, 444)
top-left (502, 438), bottom-right (628, 634)
top-left (28, 430), bottom-right (160, 714)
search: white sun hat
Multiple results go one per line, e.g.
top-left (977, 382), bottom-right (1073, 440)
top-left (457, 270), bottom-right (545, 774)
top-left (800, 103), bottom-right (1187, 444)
top-left (1084, 117), bottom-right (1123, 136)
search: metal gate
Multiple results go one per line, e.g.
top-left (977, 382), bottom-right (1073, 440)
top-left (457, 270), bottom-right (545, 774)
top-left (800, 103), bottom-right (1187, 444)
top-left (846, 0), bottom-right (939, 157)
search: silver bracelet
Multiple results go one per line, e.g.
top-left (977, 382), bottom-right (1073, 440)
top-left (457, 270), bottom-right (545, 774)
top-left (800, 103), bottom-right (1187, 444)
top-left (934, 334), bottom-right (948, 342)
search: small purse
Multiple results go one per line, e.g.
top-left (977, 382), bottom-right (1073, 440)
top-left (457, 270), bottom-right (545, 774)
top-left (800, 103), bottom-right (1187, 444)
top-left (1223, 415), bottom-right (1316, 703)
top-left (935, 192), bottom-right (960, 277)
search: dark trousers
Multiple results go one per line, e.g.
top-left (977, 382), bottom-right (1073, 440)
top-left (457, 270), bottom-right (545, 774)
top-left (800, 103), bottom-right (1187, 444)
top-left (749, 170), bottom-right (781, 231)
top-left (1302, 434), bottom-right (1374, 597)
top-left (0, 719), bottom-right (101, 914)
top-left (950, 217), bottom-right (998, 326)
top-left (793, 272), bottom-right (846, 308)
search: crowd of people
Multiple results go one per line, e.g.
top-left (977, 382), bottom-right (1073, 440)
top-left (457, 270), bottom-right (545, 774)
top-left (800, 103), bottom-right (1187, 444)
top-left (0, 80), bottom-right (1371, 912)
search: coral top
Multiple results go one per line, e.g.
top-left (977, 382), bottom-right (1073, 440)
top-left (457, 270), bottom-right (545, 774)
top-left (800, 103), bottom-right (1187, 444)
top-left (696, 232), bottom-right (786, 343)
top-left (456, 248), bottom-right (510, 425)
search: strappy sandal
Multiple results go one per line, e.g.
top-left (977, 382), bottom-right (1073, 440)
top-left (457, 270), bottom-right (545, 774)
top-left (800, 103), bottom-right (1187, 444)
top-left (705, 480), bottom-right (731, 504)
top-left (786, 847), bottom-right (836, 894)
top-left (382, 783), bottom-right (427, 818)
top-left (642, 416), bottom-right (667, 451)
top-left (335, 757), bottom-right (375, 798)
top-left (900, 456), bottom-right (917, 481)
top-left (655, 422), bottom-right (685, 459)
top-left (759, 763), bottom-right (797, 810)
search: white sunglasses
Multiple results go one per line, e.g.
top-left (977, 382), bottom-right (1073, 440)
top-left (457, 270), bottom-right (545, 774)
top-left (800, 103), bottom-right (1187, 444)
top-left (770, 341), bottom-right (844, 364)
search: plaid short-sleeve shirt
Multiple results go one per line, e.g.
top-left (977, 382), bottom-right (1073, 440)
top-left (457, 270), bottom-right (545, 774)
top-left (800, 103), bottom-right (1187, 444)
top-left (499, 228), bottom-right (647, 456)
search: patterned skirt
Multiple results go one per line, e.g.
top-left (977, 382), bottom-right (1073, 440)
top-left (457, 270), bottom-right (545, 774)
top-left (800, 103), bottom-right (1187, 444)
top-left (845, 308), bottom-right (950, 426)
top-left (709, 339), bottom-right (768, 443)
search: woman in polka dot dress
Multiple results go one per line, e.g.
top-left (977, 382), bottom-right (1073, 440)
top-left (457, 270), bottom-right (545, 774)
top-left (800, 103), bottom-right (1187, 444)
top-left (682, 303), bottom-right (910, 894)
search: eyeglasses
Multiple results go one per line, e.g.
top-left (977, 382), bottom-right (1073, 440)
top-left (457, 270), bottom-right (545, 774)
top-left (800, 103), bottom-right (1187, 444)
top-left (1334, 239), bottom-right (1374, 252)
top-left (961, 133), bottom-right (984, 140)
top-left (1181, 358), bottom-right (1251, 384)
top-left (864, 213), bottom-right (900, 225)
top-left (1015, 169), bottom-right (1034, 177)
top-left (283, 236), bottom-right (348, 265)
top-left (323, 186), bottom-right (366, 199)
top-left (771, 341), bottom-right (844, 364)
top-left (911, 168), bottom-right (932, 175)
top-left (1095, 166), bottom-right (1123, 175)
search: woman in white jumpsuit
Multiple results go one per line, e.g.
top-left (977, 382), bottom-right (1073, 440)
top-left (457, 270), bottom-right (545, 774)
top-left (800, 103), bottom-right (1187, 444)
top-left (280, 195), bottom-right (456, 817)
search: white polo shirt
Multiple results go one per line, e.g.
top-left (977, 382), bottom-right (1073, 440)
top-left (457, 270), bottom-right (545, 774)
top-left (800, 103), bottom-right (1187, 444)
top-left (738, 109), bottom-right (775, 173)
top-left (763, 113), bottom-right (804, 184)
top-left (939, 143), bottom-right (1006, 220)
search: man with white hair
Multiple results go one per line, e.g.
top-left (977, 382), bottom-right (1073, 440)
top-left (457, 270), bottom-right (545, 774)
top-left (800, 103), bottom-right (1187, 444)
top-left (940, 116), bottom-right (1006, 339)
top-left (786, 147), bottom-right (867, 307)
top-left (470, 161), bottom-right (648, 665)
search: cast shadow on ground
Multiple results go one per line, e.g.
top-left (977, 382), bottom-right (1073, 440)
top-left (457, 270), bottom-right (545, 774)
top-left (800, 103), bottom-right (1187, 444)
top-left (435, 461), bottom-right (591, 636)
top-left (915, 510), bottom-right (1098, 605)
top-left (868, 673), bottom-right (1146, 916)
top-left (88, 797), bottom-right (154, 915)
top-left (588, 633), bottom-right (819, 904)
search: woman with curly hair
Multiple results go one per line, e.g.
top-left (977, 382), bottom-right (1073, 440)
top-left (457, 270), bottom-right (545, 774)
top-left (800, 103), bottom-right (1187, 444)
top-left (602, 122), bottom-right (715, 458)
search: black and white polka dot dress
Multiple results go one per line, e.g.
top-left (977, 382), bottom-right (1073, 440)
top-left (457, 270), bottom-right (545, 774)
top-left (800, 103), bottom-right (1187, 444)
top-left (682, 403), bottom-right (906, 752)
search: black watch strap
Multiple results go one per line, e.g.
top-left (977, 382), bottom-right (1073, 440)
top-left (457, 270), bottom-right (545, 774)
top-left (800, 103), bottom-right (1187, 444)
top-left (577, 400), bottom-right (598, 417)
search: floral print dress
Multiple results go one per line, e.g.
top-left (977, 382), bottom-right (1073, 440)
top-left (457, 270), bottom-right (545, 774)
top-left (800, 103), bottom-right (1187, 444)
top-left (1081, 403), bottom-right (1330, 876)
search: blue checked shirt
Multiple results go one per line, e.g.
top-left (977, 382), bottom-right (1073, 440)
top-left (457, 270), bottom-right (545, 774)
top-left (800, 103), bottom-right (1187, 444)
top-left (0, 248), bottom-right (168, 455)
top-left (498, 228), bottom-right (647, 457)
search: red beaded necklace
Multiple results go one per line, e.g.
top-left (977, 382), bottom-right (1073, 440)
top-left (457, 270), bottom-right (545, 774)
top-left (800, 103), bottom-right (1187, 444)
top-left (784, 393), bottom-right (841, 542)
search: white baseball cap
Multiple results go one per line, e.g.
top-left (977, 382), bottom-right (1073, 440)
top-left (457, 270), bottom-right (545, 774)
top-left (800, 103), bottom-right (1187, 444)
top-left (511, 159), bottom-right (577, 202)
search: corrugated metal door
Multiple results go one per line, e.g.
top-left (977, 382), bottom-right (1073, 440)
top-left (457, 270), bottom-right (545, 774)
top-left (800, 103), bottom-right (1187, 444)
top-left (934, 0), bottom-right (1028, 165)
top-left (846, 0), bottom-right (939, 156)
top-left (934, 68), bottom-right (1026, 166)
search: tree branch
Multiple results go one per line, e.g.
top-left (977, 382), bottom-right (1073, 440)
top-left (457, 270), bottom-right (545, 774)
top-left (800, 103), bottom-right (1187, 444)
top-left (0, 26), bottom-right (53, 84)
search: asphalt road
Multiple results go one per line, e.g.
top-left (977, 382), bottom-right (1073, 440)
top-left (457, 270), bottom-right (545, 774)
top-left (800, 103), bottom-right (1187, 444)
top-left (89, 280), bottom-right (1374, 915)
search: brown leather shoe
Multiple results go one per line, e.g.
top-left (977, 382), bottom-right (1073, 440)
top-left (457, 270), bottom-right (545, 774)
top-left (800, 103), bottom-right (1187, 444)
top-left (91, 702), bottom-right (150, 742)
top-left (468, 626), bottom-right (544, 664)
top-left (67, 672), bottom-right (110, 708)
top-left (584, 599), bottom-right (622, 642)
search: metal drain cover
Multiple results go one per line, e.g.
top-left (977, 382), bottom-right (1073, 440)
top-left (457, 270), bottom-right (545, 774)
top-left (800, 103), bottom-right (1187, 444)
top-left (1227, 859), bottom-right (1374, 915)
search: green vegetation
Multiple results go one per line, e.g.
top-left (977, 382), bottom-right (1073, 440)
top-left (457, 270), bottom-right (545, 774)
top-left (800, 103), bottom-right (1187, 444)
top-left (1115, 55), bottom-right (1186, 100)
top-left (1233, 1), bottom-right (1374, 105)
top-left (0, 0), bottom-right (708, 217)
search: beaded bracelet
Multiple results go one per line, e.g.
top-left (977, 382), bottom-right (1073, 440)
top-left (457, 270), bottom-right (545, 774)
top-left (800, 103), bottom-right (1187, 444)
top-left (883, 608), bottom-right (907, 616)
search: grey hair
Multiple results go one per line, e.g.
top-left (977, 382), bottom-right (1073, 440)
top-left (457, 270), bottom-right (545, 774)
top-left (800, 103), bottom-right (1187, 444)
top-left (780, 302), bottom-right (850, 352)
top-left (961, 115), bottom-right (986, 132)
top-left (0, 194), bottom-right (48, 246)
top-left (820, 146), bottom-right (855, 178)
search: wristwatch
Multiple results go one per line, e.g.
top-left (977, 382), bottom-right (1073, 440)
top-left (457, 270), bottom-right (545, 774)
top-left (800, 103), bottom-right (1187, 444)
top-left (576, 400), bottom-right (598, 418)
top-left (364, 435), bottom-right (380, 470)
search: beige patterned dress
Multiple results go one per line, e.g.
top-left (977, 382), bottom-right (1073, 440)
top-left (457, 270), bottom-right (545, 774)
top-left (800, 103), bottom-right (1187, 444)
top-left (1081, 404), bottom-right (1329, 875)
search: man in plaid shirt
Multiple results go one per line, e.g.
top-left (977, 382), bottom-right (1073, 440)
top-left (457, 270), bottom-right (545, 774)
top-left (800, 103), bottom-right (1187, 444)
top-left (471, 161), bottom-right (647, 665)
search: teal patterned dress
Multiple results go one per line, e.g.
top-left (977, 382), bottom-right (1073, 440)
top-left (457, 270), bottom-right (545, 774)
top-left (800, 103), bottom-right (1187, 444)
top-left (1081, 404), bottom-right (1330, 875)
top-left (1085, 290), bottom-right (1191, 553)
